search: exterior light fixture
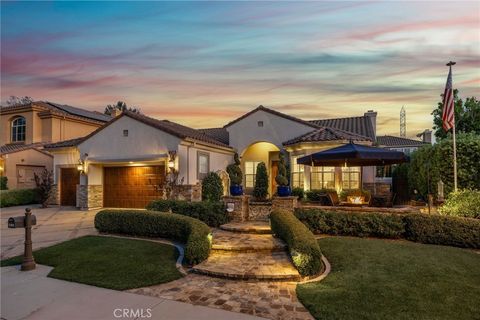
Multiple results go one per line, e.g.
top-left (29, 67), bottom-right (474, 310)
top-left (77, 160), bottom-right (85, 173)
top-left (168, 160), bottom-right (175, 169)
top-left (168, 150), bottom-right (177, 172)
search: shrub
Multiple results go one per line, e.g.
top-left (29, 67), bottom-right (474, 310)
top-left (253, 162), bottom-right (268, 200)
top-left (295, 208), bottom-right (405, 239)
top-left (0, 176), bottom-right (7, 190)
top-left (201, 172), bottom-right (223, 202)
top-left (226, 153), bottom-right (242, 186)
top-left (34, 169), bottom-right (54, 208)
top-left (291, 187), bottom-right (305, 200)
top-left (305, 189), bottom-right (336, 204)
top-left (439, 189), bottom-right (480, 219)
top-left (146, 199), bottom-right (228, 227)
top-left (94, 210), bottom-right (212, 264)
top-left (270, 210), bottom-right (322, 276)
top-left (403, 214), bottom-right (480, 249)
top-left (275, 153), bottom-right (288, 186)
top-left (0, 188), bottom-right (39, 208)
top-left (295, 208), bottom-right (480, 249)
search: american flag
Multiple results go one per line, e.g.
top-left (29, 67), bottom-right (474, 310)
top-left (442, 66), bottom-right (455, 131)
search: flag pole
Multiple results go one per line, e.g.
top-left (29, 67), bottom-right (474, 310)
top-left (446, 61), bottom-right (458, 192)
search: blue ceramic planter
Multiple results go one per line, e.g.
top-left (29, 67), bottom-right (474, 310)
top-left (230, 185), bottom-right (244, 196)
top-left (277, 186), bottom-right (291, 197)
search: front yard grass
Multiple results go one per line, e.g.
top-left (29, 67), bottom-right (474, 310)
top-left (297, 237), bottom-right (480, 320)
top-left (1, 236), bottom-right (182, 290)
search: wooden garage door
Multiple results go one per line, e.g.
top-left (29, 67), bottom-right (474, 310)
top-left (103, 166), bottom-right (165, 208)
top-left (61, 168), bottom-right (80, 206)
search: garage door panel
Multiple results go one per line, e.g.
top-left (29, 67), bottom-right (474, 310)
top-left (104, 166), bottom-right (165, 208)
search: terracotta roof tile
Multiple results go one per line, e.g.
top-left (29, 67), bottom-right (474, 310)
top-left (43, 137), bottom-right (85, 149)
top-left (198, 127), bottom-right (230, 145)
top-left (309, 116), bottom-right (375, 140)
top-left (0, 142), bottom-right (49, 155)
top-left (283, 127), bottom-right (371, 146)
top-left (377, 135), bottom-right (427, 147)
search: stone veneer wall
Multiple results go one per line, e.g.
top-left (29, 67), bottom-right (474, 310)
top-left (272, 196), bottom-right (298, 213)
top-left (248, 201), bottom-right (272, 221)
top-left (48, 184), bottom-right (60, 205)
top-left (222, 195), bottom-right (250, 222)
top-left (77, 185), bottom-right (103, 210)
top-left (171, 183), bottom-right (202, 202)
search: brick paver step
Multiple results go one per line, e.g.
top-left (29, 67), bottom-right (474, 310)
top-left (220, 221), bottom-right (272, 234)
top-left (191, 251), bottom-right (301, 281)
top-left (211, 230), bottom-right (286, 252)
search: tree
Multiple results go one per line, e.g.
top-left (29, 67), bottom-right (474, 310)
top-left (201, 172), bottom-right (223, 202)
top-left (275, 153), bottom-right (288, 186)
top-left (34, 169), bottom-right (54, 208)
top-left (432, 89), bottom-right (480, 140)
top-left (226, 153), bottom-right (242, 186)
top-left (5, 96), bottom-right (33, 106)
top-left (253, 162), bottom-right (269, 200)
top-left (104, 101), bottom-right (141, 115)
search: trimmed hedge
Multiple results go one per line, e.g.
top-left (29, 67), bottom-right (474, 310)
top-left (94, 210), bottom-right (212, 265)
top-left (270, 210), bottom-right (322, 276)
top-left (295, 209), bottom-right (405, 239)
top-left (146, 200), bottom-right (228, 227)
top-left (403, 214), bottom-right (480, 249)
top-left (0, 188), bottom-right (39, 208)
top-left (295, 208), bottom-right (480, 249)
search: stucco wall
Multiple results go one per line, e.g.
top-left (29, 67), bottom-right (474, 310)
top-left (0, 110), bottom-right (39, 145)
top-left (51, 149), bottom-right (80, 183)
top-left (226, 109), bottom-right (315, 154)
top-left (2, 149), bottom-right (53, 189)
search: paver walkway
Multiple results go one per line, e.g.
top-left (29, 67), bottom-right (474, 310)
top-left (131, 221), bottom-right (315, 320)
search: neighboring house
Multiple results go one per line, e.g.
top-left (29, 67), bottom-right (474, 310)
top-left (0, 101), bottom-right (111, 189)
top-left (45, 105), bottom-right (382, 209)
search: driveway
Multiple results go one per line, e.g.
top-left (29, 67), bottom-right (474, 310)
top-left (1, 205), bottom-right (99, 259)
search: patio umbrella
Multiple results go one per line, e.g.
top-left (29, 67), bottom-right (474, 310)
top-left (296, 142), bottom-right (408, 167)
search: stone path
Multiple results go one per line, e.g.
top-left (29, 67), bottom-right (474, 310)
top-left (131, 221), bottom-right (315, 320)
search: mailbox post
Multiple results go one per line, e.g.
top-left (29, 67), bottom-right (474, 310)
top-left (8, 208), bottom-right (36, 271)
top-left (21, 208), bottom-right (36, 271)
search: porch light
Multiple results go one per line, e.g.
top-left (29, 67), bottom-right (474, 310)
top-left (168, 160), bottom-right (175, 169)
top-left (77, 160), bottom-right (85, 173)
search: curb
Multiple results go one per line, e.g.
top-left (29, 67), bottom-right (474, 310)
top-left (298, 255), bottom-right (331, 284)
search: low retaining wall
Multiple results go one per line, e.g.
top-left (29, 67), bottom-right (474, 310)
top-left (222, 195), bottom-right (298, 221)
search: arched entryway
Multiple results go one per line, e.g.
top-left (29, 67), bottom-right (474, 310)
top-left (240, 141), bottom-right (280, 197)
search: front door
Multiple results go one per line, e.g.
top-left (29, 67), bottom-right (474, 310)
top-left (61, 168), bottom-right (80, 206)
top-left (271, 160), bottom-right (279, 196)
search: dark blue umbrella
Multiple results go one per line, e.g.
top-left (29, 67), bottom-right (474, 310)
top-left (297, 142), bottom-right (408, 167)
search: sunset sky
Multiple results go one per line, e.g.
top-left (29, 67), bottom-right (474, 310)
top-left (1, 1), bottom-right (479, 137)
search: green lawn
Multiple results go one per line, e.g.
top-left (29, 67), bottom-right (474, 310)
top-left (1, 236), bottom-right (182, 290)
top-left (297, 237), bottom-right (480, 320)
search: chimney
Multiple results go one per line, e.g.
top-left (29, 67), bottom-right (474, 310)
top-left (417, 129), bottom-right (432, 144)
top-left (364, 110), bottom-right (377, 138)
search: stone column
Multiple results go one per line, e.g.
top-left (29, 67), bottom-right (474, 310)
top-left (77, 185), bottom-right (103, 210)
top-left (272, 196), bottom-right (298, 213)
top-left (222, 195), bottom-right (250, 222)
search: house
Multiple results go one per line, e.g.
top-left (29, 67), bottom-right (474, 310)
top-left (0, 101), bottom-right (111, 189)
top-left (46, 105), bottom-right (398, 209)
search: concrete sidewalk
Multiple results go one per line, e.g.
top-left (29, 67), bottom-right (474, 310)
top-left (1, 265), bottom-right (265, 320)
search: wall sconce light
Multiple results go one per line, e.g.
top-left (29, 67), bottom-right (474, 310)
top-left (77, 159), bottom-right (85, 173)
top-left (168, 150), bottom-right (177, 172)
top-left (168, 160), bottom-right (175, 169)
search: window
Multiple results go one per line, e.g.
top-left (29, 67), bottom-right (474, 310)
top-left (376, 165), bottom-right (392, 178)
top-left (342, 166), bottom-right (361, 189)
top-left (291, 155), bottom-right (304, 188)
top-left (197, 152), bottom-right (209, 180)
top-left (311, 167), bottom-right (335, 190)
top-left (11, 116), bottom-right (26, 142)
top-left (245, 161), bottom-right (260, 188)
top-left (123, 129), bottom-right (129, 137)
top-left (257, 121), bottom-right (264, 127)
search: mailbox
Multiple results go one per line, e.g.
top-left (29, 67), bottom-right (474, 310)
top-left (8, 215), bottom-right (36, 228)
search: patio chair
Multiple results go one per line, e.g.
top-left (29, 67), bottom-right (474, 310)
top-left (327, 191), bottom-right (341, 206)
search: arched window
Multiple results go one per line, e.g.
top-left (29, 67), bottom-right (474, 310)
top-left (11, 116), bottom-right (26, 142)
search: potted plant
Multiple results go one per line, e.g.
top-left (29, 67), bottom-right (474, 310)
top-left (226, 153), bottom-right (243, 196)
top-left (275, 153), bottom-right (291, 197)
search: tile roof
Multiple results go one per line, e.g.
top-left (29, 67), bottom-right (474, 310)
top-left (44, 111), bottom-right (233, 150)
top-left (377, 135), bottom-right (428, 147)
top-left (198, 127), bottom-right (230, 145)
top-left (0, 142), bottom-right (50, 155)
top-left (223, 105), bottom-right (319, 129)
top-left (308, 116), bottom-right (375, 140)
top-left (43, 137), bottom-right (85, 149)
top-left (283, 127), bottom-right (372, 146)
top-left (0, 101), bottom-right (111, 123)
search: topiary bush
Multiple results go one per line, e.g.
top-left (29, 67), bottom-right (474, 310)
top-left (226, 153), bottom-right (243, 186)
top-left (146, 199), bottom-right (228, 227)
top-left (295, 208), bottom-right (405, 238)
top-left (253, 162), bottom-right (269, 200)
top-left (201, 172), bottom-right (223, 202)
top-left (94, 210), bottom-right (212, 265)
top-left (275, 153), bottom-right (288, 186)
top-left (0, 176), bottom-right (8, 190)
top-left (403, 213), bottom-right (480, 249)
top-left (0, 188), bottom-right (39, 208)
top-left (439, 189), bottom-right (480, 219)
top-left (270, 209), bottom-right (322, 276)
top-left (291, 187), bottom-right (305, 200)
